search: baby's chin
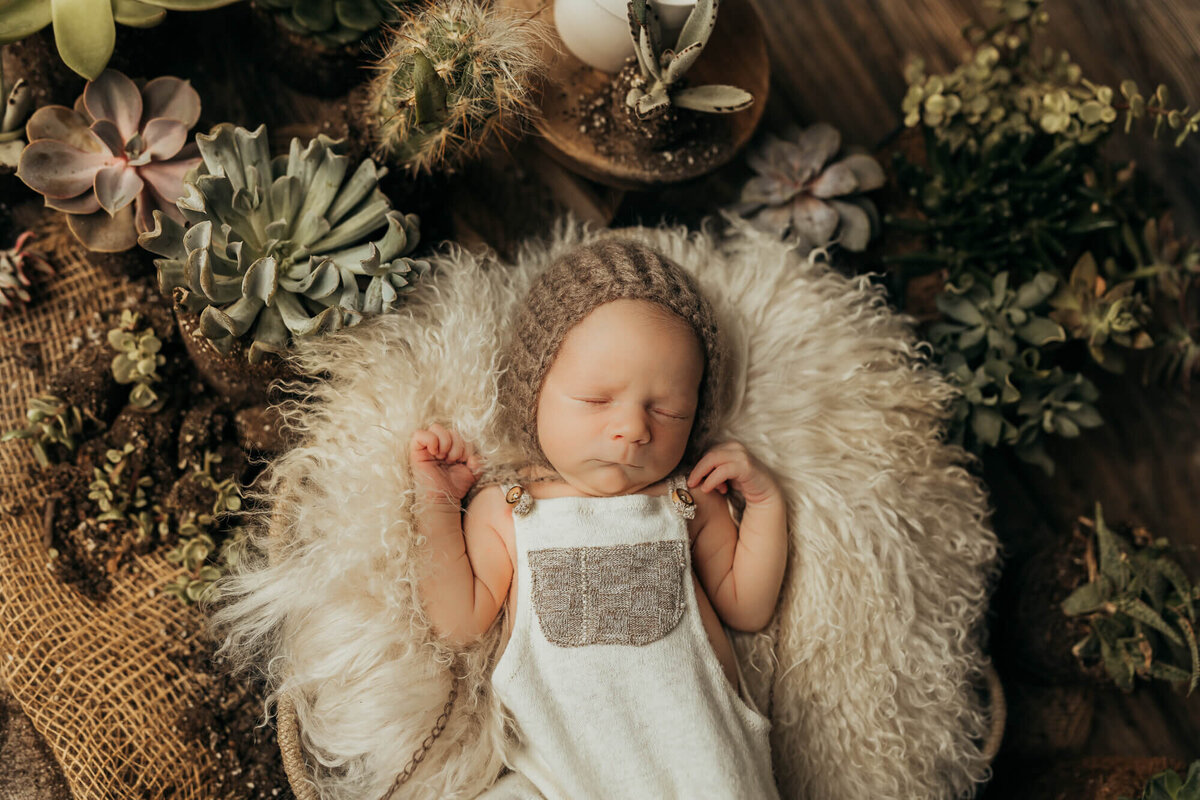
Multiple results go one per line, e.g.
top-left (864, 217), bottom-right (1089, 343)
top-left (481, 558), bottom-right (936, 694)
top-left (558, 461), bottom-right (673, 497)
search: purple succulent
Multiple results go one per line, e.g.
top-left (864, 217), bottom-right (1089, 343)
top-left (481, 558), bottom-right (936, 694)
top-left (733, 122), bottom-right (886, 253)
top-left (16, 69), bottom-right (201, 253)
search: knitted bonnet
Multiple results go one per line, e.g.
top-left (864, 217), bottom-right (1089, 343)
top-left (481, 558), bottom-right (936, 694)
top-left (498, 237), bottom-right (726, 469)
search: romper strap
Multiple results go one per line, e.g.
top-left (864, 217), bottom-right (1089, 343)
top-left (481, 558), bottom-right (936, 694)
top-left (501, 483), bottom-right (533, 516)
top-left (666, 475), bottom-right (696, 520)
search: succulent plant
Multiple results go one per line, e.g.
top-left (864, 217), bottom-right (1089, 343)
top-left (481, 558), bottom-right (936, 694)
top-left (164, 450), bottom-right (242, 605)
top-left (139, 123), bottom-right (429, 362)
top-left (88, 442), bottom-right (154, 528)
top-left (0, 0), bottom-right (241, 80)
top-left (1063, 504), bottom-right (1200, 695)
top-left (623, 0), bottom-right (753, 119)
top-left (17, 69), bottom-right (202, 252)
top-left (900, 0), bottom-right (1197, 152)
top-left (732, 123), bottom-right (884, 252)
top-left (253, 0), bottom-right (405, 46)
top-left (365, 0), bottom-right (548, 175)
top-left (0, 63), bottom-right (33, 169)
top-left (1048, 252), bottom-right (1152, 373)
top-left (107, 310), bottom-right (166, 408)
top-left (0, 231), bottom-right (54, 311)
top-left (930, 272), bottom-right (1102, 473)
top-left (0, 395), bottom-right (84, 468)
top-left (1121, 761), bottom-right (1200, 800)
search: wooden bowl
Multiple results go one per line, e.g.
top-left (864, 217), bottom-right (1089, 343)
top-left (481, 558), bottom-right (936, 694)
top-left (499, 0), bottom-right (770, 190)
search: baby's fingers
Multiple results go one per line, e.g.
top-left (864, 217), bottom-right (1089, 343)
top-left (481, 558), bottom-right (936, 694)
top-left (698, 462), bottom-right (739, 495)
top-left (409, 430), bottom-right (440, 459)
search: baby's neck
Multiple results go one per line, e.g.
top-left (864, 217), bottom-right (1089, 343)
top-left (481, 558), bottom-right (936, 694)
top-left (518, 465), bottom-right (672, 499)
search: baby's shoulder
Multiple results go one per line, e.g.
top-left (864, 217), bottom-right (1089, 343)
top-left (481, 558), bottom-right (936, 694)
top-left (465, 484), bottom-right (516, 541)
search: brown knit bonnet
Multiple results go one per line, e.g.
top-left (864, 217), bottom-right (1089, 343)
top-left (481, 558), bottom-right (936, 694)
top-left (498, 237), bottom-right (726, 469)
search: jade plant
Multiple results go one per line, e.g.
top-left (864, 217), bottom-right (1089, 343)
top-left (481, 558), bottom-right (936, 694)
top-left (16, 69), bottom-right (202, 252)
top-left (623, 0), bottom-right (753, 120)
top-left (139, 123), bottom-right (429, 362)
top-left (0, 395), bottom-right (84, 468)
top-left (1, 231), bottom-right (54, 311)
top-left (1063, 504), bottom-right (1200, 695)
top-left (88, 442), bottom-right (160, 541)
top-left (0, 0), bottom-right (241, 81)
top-left (254, 0), bottom-right (407, 46)
top-left (0, 63), bottom-right (33, 169)
top-left (107, 310), bottom-right (165, 408)
top-left (900, 0), bottom-right (1198, 152)
top-left (732, 123), bottom-right (884, 253)
top-left (365, 0), bottom-right (547, 175)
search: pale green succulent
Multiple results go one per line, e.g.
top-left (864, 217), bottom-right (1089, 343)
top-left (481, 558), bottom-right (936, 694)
top-left (1121, 761), bottom-right (1200, 800)
top-left (1063, 503), bottom-right (1200, 695)
top-left (89, 443), bottom-right (153, 526)
top-left (0, 63), bottom-right (32, 168)
top-left (255, 0), bottom-right (407, 47)
top-left (107, 310), bottom-right (166, 408)
top-left (0, 395), bottom-right (84, 468)
top-left (139, 124), bottom-right (429, 363)
top-left (164, 450), bottom-right (243, 605)
top-left (623, 0), bottom-right (753, 118)
top-left (0, 0), bottom-right (243, 80)
top-left (1048, 252), bottom-right (1152, 373)
top-left (930, 271), bottom-right (1066, 358)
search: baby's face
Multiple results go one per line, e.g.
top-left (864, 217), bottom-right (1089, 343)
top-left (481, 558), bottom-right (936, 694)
top-left (536, 299), bottom-right (704, 497)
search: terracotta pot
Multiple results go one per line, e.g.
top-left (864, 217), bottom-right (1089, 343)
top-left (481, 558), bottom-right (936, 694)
top-left (173, 306), bottom-right (295, 408)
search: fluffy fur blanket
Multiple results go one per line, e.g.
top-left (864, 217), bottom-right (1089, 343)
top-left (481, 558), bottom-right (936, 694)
top-left (212, 213), bottom-right (1000, 799)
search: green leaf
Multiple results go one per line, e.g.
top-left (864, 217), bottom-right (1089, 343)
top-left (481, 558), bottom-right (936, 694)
top-left (0, 0), bottom-right (53, 43)
top-left (1115, 596), bottom-right (1184, 647)
top-left (1016, 316), bottom-right (1067, 346)
top-left (1062, 581), bottom-right (1108, 615)
top-left (51, 0), bottom-right (116, 80)
top-left (111, 0), bottom-right (167, 27)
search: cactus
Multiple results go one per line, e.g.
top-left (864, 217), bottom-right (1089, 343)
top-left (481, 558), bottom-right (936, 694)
top-left (365, 0), bottom-right (548, 175)
top-left (139, 124), bottom-right (429, 362)
top-left (623, 0), bottom-right (753, 119)
top-left (1062, 504), bottom-right (1200, 694)
top-left (254, 0), bottom-right (407, 46)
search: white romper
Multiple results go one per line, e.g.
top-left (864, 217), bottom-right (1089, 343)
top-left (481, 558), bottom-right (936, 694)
top-left (479, 477), bottom-right (779, 800)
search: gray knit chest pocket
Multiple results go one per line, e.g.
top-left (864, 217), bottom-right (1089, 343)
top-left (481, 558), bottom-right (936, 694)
top-left (528, 541), bottom-right (687, 647)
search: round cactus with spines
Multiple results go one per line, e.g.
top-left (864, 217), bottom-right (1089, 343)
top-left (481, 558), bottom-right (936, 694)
top-left (364, 0), bottom-right (548, 175)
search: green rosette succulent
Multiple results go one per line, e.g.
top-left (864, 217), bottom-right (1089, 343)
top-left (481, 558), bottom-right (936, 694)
top-left (139, 123), bottom-right (429, 363)
top-left (254, 0), bottom-right (405, 46)
top-left (0, 0), bottom-right (243, 80)
top-left (1049, 252), bottom-right (1152, 373)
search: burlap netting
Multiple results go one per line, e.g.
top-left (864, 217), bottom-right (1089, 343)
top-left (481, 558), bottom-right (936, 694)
top-left (0, 217), bottom-right (216, 799)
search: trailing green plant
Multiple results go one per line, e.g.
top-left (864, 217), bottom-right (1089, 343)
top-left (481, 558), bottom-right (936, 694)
top-left (365, 0), bottom-right (548, 175)
top-left (1062, 504), bottom-right (1200, 695)
top-left (0, 230), bottom-right (54, 311)
top-left (622, 0), bottom-right (753, 119)
top-left (163, 450), bottom-right (243, 605)
top-left (900, 0), bottom-right (1197, 152)
top-left (253, 0), bottom-right (407, 46)
top-left (0, 0), bottom-right (241, 80)
top-left (107, 310), bottom-right (166, 409)
top-left (17, 69), bottom-right (202, 252)
top-left (88, 442), bottom-right (165, 542)
top-left (0, 62), bottom-right (32, 169)
top-left (139, 123), bottom-right (429, 362)
top-left (1120, 761), bottom-right (1200, 800)
top-left (0, 395), bottom-right (84, 468)
top-left (929, 271), bottom-right (1102, 472)
top-left (731, 123), bottom-right (884, 253)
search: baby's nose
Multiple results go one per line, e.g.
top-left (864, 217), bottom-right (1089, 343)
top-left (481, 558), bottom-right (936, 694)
top-left (611, 408), bottom-right (652, 444)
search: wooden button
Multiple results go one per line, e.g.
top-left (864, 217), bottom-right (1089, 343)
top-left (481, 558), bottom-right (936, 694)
top-left (505, 486), bottom-right (525, 505)
top-left (671, 487), bottom-right (694, 506)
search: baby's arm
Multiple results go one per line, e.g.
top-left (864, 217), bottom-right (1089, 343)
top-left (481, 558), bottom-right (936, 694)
top-left (687, 442), bottom-right (788, 632)
top-left (411, 424), bottom-right (513, 646)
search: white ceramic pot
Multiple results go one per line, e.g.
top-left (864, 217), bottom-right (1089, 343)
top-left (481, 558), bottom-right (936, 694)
top-left (554, 0), bottom-right (698, 73)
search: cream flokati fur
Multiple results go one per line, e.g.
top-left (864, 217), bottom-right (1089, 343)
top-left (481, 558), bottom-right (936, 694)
top-left (211, 213), bottom-right (1001, 800)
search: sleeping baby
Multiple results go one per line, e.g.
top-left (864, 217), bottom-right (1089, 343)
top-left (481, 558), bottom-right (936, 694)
top-left (409, 238), bottom-right (787, 799)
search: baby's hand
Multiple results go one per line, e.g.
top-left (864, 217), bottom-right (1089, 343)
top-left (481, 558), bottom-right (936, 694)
top-left (409, 423), bottom-right (483, 508)
top-left (687, 441), bottom-right (782, 508)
